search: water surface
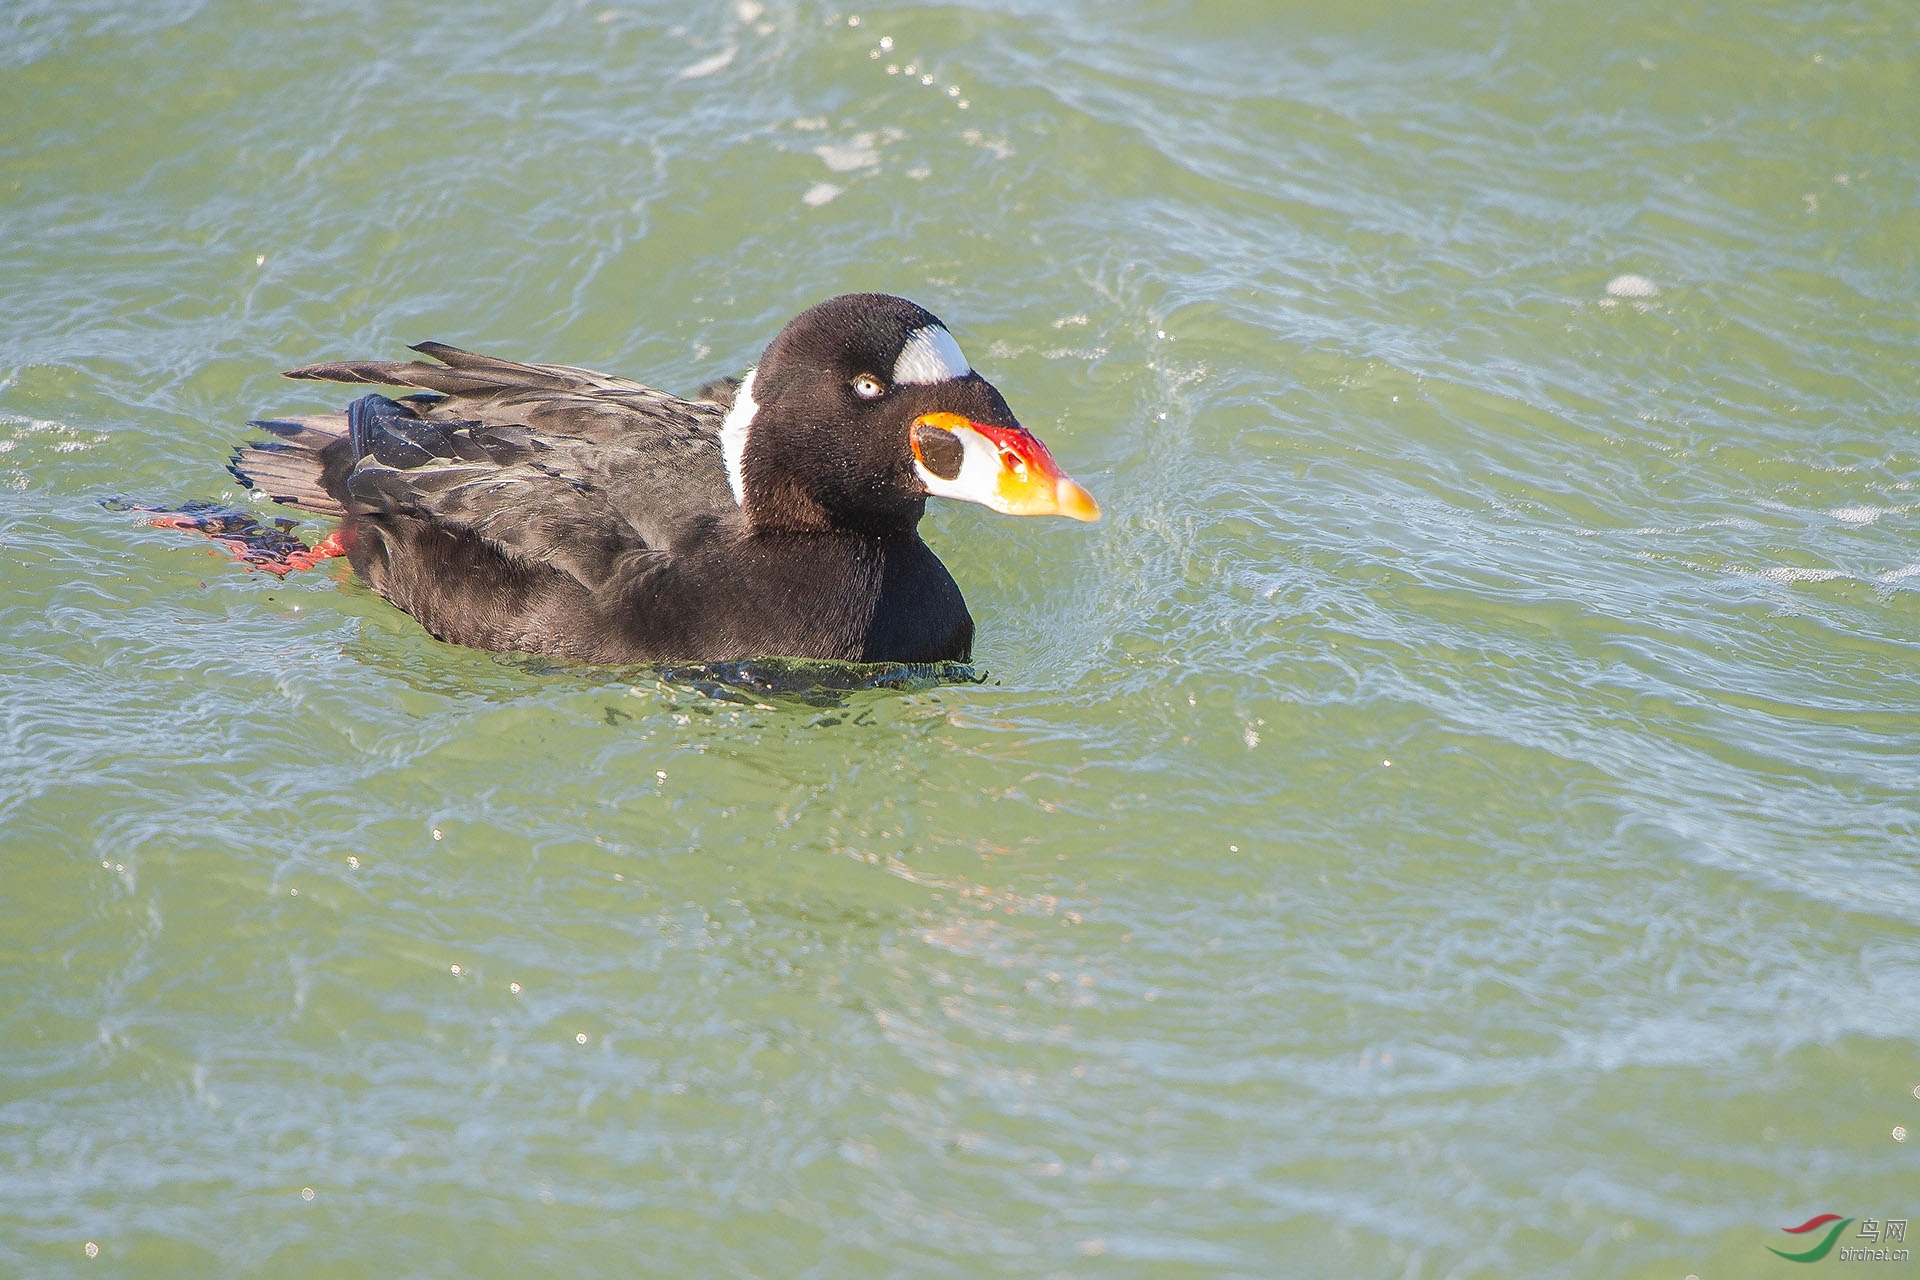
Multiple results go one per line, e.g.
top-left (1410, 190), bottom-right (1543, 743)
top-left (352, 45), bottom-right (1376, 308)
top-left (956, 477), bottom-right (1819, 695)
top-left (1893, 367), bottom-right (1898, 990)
top-left (3, 1), bottom-right (1917, 1275)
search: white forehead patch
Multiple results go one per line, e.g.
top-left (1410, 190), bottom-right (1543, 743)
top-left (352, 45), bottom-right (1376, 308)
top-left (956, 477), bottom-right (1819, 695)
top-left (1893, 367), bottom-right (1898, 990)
top-left (718, 367), bottom-right (758, 506)
top-left (892, 325), bottom-right (971, 386)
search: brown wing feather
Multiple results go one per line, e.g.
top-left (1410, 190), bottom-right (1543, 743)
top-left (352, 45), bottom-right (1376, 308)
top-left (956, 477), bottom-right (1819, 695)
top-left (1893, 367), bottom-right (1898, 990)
top-left (244, 345), bottom-right (738, 591)
top-left (287, 342), bottom-right (663, 403)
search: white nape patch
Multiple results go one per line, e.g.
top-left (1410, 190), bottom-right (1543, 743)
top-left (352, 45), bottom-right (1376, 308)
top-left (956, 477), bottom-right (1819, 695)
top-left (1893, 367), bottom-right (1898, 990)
top-left (893, 325), bottom-right (970, 386)
top-left (719, 367), bottom-right (758, 506)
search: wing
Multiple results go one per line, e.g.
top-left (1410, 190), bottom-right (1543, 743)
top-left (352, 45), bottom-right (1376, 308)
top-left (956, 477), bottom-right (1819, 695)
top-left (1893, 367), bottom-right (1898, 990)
top-left (289, 344), bottom-right (739, 590)
top-left (289, 341), bottom-right (687, 417)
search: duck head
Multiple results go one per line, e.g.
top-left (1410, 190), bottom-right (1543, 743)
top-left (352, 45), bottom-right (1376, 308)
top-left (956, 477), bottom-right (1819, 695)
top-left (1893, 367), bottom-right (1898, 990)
top-left (720, 293), bottom-right (1100, 535)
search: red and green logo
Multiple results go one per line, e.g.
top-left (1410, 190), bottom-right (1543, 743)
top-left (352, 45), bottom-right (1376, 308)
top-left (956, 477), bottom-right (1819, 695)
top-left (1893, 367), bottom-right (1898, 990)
top-left (1769, 1214), bottom-right (1853, 1263)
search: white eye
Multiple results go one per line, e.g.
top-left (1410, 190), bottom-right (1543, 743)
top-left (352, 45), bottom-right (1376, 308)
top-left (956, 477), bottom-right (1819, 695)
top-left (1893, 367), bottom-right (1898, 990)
top-left (852, 374), bottom-right (886, 400)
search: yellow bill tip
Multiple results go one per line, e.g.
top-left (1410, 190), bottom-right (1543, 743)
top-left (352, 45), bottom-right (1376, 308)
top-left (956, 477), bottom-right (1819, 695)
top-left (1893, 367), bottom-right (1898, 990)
top-left (1055, 477), bottom-right (1101, 522)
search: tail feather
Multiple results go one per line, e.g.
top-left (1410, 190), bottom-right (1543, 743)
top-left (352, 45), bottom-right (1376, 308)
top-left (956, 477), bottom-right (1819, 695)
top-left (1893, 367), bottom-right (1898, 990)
top-left (229, 412), bottom-right (348, 515)
top-left (249, 414), bottom-right (346, 450)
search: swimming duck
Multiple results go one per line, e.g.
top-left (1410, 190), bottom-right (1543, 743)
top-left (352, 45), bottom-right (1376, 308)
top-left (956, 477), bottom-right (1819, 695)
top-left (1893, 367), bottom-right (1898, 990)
top-left (230, 293), bottom-right (1099, 664)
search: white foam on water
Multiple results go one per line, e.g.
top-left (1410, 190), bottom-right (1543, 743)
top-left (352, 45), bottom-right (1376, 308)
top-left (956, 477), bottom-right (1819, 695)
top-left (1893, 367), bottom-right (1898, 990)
top-left (961, 129), bottom-right (1014, 159)
top-left (1606, 274), bottom-right (1659, 298)
top-left (1762, 566), bottom-right (1848, 583)
top-left (677, 47), bottom-right (736, 79)
top-left (814, 134), bottom-right (880, 172)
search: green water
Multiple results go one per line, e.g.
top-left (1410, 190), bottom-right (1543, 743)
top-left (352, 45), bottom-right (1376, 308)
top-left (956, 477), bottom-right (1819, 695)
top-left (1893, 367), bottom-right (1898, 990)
top-left (4, 1), bottom-right (1917, 1275)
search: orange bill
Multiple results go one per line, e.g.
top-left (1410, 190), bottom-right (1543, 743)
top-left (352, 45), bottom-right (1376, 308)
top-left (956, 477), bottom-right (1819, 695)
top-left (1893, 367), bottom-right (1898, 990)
top-left (910, 412), bottom-right (1100, 521)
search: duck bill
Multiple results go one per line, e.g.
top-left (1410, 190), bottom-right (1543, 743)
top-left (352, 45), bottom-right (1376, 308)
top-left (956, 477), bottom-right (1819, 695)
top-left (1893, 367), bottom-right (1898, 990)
top-left (910, 412), bottom-right (1101, 521)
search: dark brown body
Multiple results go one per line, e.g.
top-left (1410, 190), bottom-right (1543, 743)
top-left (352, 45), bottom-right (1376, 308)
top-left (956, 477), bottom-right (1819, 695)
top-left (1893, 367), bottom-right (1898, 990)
top-left (346, 509), bottom-right (971, 664)
top-left (232, 342), bottom-right (974, 664)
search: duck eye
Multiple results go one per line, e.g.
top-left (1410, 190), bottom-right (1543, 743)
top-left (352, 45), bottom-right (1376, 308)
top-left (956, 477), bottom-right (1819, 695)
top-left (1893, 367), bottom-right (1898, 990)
top-left (852, 374), bottom-right (886, 400)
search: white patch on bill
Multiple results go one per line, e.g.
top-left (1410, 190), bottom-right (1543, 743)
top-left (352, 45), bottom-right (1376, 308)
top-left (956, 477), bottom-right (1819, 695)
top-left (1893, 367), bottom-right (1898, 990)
top-left (893, 325), bottom-right (970, 386)
top-left (719, 367), bottom-right (758, 506)
top-left (913, 423), bottom-right (1001, 506)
